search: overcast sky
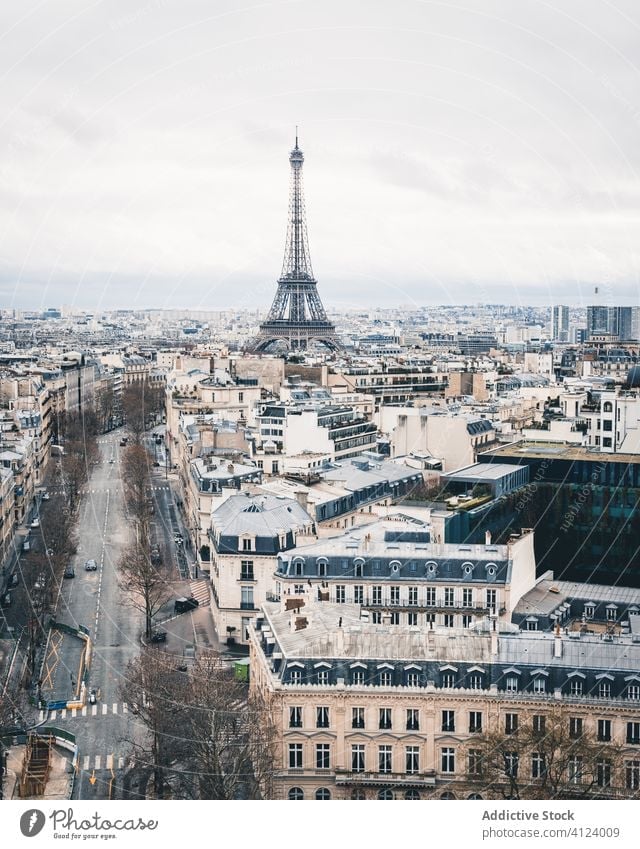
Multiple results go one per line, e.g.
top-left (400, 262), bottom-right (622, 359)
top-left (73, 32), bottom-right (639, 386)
top-left (1, 0), bottom-right (640, 312)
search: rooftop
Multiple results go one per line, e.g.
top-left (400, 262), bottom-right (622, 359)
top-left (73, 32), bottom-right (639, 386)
top-left (482, 440), bottom-right (640, 465)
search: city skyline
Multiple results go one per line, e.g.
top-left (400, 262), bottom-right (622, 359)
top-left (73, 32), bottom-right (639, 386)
top-left (0, 1), bottom-right (639, 311)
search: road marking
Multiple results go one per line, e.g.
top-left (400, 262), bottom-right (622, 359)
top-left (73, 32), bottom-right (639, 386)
top-left (38, 710), bottom-right (45, 721)
top-left (95, 755), bottom-right (101, 770)
top-left (82, 706), bottom-right (87, 717)
top-left (112, 703), bottom-right (117, 714)
top-left (122, 703), bottom-right (128, 714)
top-left (83, 755), bottom-right (90, 770)
top-left (61, 709), bottom-right (66, 719)
top-left (118, 757), bottom-right (125, 769)
top-left (71, 708), bottom-right (77, 717)
top-left (102, 704), bottom-right (107, 716)
top-left (92, 705), bottom-right (97, 716)
top-left (106, 754), bottom-right (113, 769)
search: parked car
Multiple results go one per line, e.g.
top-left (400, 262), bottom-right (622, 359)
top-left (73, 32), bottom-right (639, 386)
top-left (150, 630), bottom-right (167, 643)
top-left (89, 689), bottom-right (97, 704)
top-left (9, 573), bottom-right (18, 588)
top-left (84, 559), bottom-right (98, 571)
top-left (174, 596), bottom-right (199, 614)
top-left (42, 492), bottom-right (50, 501)
top-left (1, 592), bottom-right (11, 607)
top-left (64, 566), bottom-right (75, 579)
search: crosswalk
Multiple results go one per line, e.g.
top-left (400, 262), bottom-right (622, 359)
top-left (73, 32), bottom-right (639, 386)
top-left (189, 579), bottom-right (211, 607)
top-left (51, 752), bottom-right (136, 771)
top-left (78, 485), bottom-right (171, 495)
top-left (39, 702), bottom-right (134, 721)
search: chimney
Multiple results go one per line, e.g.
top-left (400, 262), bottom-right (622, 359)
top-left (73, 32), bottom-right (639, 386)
top-left (553, 622), bottom-right (562, 657)
top-left (490, 616), bottom-right (498, 656)
top-left (294, 489), bottom-right (308, 511)
top-left (485, 530), bottom-right (492, 545)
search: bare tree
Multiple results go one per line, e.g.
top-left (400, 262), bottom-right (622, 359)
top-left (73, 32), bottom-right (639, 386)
top-left (122, 382), bottom-right (148, 445)
top-left (469, 708), bottom-right (622, 800)
top-left (119, 651), bottom-right (276, 799)
top-left (95, 383), bottom-right (116, 433)
top-left (118, 540), bottom-right (171, 640)
top-left (121, 443), bottom-right (154, 537)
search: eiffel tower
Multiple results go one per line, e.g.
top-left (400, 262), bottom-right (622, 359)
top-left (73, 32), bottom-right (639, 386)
top-left (245, 134), bottom-right (342, 353)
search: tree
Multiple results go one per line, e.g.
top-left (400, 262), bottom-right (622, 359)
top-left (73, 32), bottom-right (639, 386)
top-left (118, 539), bottom-right (171, 640)
top-left (122, 382), bottom-right (148, 445)
top-left (121, 443), bottom-right (154, 538)
top-left (468, 708), bottom-right (622, 800)
top-left (119, 651), bottom-right (276, 799)
top-left (95, 382), bottom-right (116, 433)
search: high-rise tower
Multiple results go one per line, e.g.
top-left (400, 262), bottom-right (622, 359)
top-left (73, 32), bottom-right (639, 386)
top-left (245, 135), bottom-right (342, 353)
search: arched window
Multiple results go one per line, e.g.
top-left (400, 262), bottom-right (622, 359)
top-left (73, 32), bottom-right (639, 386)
top-left (316, 558), bottom-right (328, 577)
top-left (315, 788), bottom-right (331, 800)
top-left (378, 788), bottom-right (395, 800)
top-left (467, 793), bottom-right (483, 800)
top-left (404, 789), bottom-right (420, 800)
top-left (351, 788), bottom-right (366, 800)
top-left (603, 402), bottom-right (613, 413)
top-left (288, 787), bottom-right (304, 800)
top-left (440, 791), bottom-right (456, 800)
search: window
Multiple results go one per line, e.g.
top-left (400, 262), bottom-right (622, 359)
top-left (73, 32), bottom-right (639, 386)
top-left (352, 707), bottom-right (365, 729)
top-left (315, 788), bottom-right (331, 800)
top-left (444, 587), bottom-right (455, 607)
top-left (316, 743), bottom-right (330, 770)
top-left (289, 669), bottom-right (302, 684)
top-left (598, 719), bottom-right (612, 742)
top-left (532, 677), bottom-right (546, 695)
top-left (240, 586), bottom-right (254, 609)
top-left (406, 709), bottom-right (420, 731)
top-left (407, 612), bottom-right (418, 626)
top-left (442, 710), bottom-right (455, 732)
top-left (289, 706), bottom-right (302, 728)
top-left (462, 614), bottom-right (473, 628)
top-left (354, 562), bottom-right (363, 577)
top-left (584, 604), bottom-right (595, 619)
top-left (568, 756), bottom-right (583, 785)
top-left (372, 611), bottom-right (381, 624)
top-left (569, 717), bottom-right (583, 739)
top-left (354, 585), bottom-right (364, 604)
top-left (405, 789), bottom-right (420, 800)
top-left (408, 586), bottom-right (418, 606)
top-left (505, 713), bottom-right (518, 734)
top-left (597, 759), bottom-right (612, 788)
top-left (335, 585), bottom-right (345, 604)
top-left (317, 669), bottom-right (329, 685)
top-left (627, 685), bottom-right (640, 701)
top-left (468, 749), bottom-right (482, 776)
top-left (379, 708), bottom-right (392, 730)
top-left (390, 612), bottom-right (400, 625)
top-left (569, 679), bottom-right (583, 697)
top-left (469, 711), bottom-right (483, 733)
top-left (532, 715), bottom-right (545, 735)
top-left (352, 669), bottom-right (365, 686)
top-left (486, 589), bottom-right (497, 612)
top-left (242, 537), bottom-right (252, 551)
top-left (378, 788), bottom-right (394, 800)
top-left (606, 606), bottom-right (617, 622)
top-left (406, 671), bottom-right (419, 687)
top-left (379, 671), bottom-right (392, 687)
top-left (463, 588), bottom-right (473, 608)
top-left (504, 752), bottom-right (519, 779)
top-left (626, 760), bottom-right (640, 790)
top-left (406, 746), bottom-right (420, 775)
top-left (441, 748), bottom-right (455, 773)
top-left (288, 787), bottom-right (304, 800)
top-left (443, 613), bottom-right (455, 628)
top-left (289, 743), bottom-right (303, 769)
top-left (599, 680), bottom-right (611, 699)
top-left (317, 561), bottom-right (327, 577)
top-left (441, 672), bottom-right (455, 689)
top-left (379, 745), bottom-right (392, 774)
top-left (372, 586), bottom-right (382, 605)
top-left (603, 419), bottom-right (613, 431)
top-left (351, 745), bottom-right (365, 773)
top-left (316, 706), bottom-right (330, 728)
top-left (238, 391), bottom-right (244, 402)
top-left (627, 722), bottom-right (640, 744)
top-left (469, 674), bottom-right (483, 690)
top-left (390, 586), bottom-right (400, 605)
top-left (531, 753), bottom-right (546, 779)
top-left (425, 586), bottom-right (436, 606)
top-left (294, 584), bottom-right (304, 594)
top-left (240, 560), bottom-right (254, 580)
top-left (505, 675), bottom-right (518, 693)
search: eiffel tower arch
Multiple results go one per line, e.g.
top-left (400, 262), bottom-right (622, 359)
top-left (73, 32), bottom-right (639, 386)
top-left (245, 135), bottom-right (343, 353)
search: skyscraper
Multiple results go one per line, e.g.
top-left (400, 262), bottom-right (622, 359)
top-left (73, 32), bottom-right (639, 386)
top-left (551, 305), bottom-right (569, 341)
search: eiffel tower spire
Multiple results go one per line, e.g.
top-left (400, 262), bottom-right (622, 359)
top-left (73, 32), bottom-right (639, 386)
top-left (245, 134), bottom-right (342, 353)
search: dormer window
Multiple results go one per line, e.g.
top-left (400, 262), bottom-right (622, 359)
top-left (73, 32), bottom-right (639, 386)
top-left (426, 561), bottom-right (438, 578)
top-left (317, 558), bottom-right (328, 577)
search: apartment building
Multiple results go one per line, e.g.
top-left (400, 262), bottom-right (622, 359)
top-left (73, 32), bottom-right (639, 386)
top-left (250, 598), bottom-right (640, 800)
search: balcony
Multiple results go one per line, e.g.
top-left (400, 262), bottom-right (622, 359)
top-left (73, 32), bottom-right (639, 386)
top-left (334, 769), bottom-right (436, 787)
